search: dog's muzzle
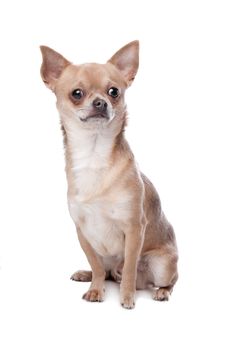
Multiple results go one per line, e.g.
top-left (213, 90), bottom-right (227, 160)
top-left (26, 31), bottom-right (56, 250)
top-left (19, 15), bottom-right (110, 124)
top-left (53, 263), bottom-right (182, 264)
top-left (80, 97), bottom-right (110, 122)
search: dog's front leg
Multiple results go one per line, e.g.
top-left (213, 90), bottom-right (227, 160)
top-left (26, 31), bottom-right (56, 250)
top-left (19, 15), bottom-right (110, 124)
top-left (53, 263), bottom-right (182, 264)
top-left (120, 221), bottom-right (145, 309)
top-left (76, 227), bottom-right (106, 302)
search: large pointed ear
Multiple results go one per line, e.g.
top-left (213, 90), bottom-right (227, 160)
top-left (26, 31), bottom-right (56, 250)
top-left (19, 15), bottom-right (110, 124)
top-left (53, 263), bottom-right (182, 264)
top-left (108, 40), bottom-right (139, 86)
top-left (40, 46), bottom-right (71, 91)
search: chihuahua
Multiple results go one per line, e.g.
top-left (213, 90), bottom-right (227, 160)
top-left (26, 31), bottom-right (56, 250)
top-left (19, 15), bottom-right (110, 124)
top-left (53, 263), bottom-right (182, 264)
top-left (40, 41), bottom-right (178, 309)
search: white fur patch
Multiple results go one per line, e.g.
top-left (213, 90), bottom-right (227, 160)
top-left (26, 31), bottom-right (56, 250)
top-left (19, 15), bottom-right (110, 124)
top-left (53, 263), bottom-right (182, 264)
top-left (148, 255), bottom-right (169, 287)
top-left (69, 198), bottom-right (125, 256)
top-left (67, 126), bottom-right (132, 257)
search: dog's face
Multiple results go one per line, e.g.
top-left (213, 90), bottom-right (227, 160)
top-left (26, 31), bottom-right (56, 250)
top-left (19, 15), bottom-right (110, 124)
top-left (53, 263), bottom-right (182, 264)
top-left (40, 41), bottom-right (139, 129)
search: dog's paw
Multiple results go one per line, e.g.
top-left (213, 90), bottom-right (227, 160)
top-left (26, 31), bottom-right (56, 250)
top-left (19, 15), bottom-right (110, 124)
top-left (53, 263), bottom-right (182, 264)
top-left (120, 293), bottom-right (135, 309)
top-left (70, 270), bottom-right (92, 282)
top-left (152, 288), bottom-right (170, 301)
top-left (82, 289), bottom-right (104, 302)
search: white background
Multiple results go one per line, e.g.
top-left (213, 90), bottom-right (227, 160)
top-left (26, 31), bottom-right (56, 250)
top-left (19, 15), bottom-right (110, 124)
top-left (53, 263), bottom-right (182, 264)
top-left (0, 0), bottom-right (232, 349)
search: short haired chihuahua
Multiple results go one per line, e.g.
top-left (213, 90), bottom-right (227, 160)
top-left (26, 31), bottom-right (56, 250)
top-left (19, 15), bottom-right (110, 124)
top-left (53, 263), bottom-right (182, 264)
top-left (40, 41), bottom-right (178, 309)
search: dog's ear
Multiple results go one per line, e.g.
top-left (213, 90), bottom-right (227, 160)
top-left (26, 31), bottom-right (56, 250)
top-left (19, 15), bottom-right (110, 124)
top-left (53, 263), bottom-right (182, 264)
top-left (40, 46), bottom-right (71, 91)
top-left (108, 40), bottom-right (139, 86)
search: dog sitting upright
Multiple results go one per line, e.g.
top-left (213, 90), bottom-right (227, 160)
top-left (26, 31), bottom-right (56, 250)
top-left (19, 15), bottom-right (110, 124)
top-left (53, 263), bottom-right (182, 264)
top-left (40, 41), bottom-right (178, 309)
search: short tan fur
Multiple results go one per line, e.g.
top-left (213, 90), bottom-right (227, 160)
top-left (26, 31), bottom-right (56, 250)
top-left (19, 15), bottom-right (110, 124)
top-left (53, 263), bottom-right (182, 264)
top-left (40, 41), bottom-right (178, 309)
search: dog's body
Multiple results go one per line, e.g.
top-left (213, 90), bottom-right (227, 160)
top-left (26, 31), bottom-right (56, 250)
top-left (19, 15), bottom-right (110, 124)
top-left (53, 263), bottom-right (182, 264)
top-left (40, 41), bottom-right (178, 309)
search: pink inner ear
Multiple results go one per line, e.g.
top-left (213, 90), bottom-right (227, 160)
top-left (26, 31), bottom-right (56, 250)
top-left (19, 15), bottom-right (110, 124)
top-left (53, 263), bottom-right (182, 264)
top-left (49, 63), bottom-right (65, 79)
top-left (40, 46), bottom-right (71, 88)
top-left (108, 41), bottom-right (139, 83)
top-left (43, 58), bottom-right (69, 81)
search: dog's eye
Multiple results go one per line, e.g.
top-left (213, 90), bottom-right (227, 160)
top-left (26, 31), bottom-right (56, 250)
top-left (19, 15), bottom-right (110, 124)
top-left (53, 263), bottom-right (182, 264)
top-left (72, 89), bottom-right (84, 100)
top-left (108, 87), bottom-right (119, 98)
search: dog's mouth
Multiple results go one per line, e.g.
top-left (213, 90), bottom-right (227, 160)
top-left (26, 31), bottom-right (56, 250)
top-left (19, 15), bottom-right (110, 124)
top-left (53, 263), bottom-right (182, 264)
top-left (80, 113), bottom-right (110, 122)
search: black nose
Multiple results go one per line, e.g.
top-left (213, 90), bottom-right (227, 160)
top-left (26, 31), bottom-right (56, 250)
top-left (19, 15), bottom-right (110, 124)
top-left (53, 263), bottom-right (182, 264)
top-left (93, 98), bottom-right (108, 112)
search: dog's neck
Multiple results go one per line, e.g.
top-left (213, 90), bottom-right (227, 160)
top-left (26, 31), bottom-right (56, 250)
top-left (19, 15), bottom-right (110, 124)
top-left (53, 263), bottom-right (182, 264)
top-left (61, 113), bottom-right (129, 171)
top-left (61, 113), bottom-right (134, 201)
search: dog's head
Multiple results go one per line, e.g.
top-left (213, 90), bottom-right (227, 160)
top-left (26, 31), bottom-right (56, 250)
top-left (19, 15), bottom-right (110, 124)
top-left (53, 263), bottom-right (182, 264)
top-left (40, 41), bottom-right (139, 130)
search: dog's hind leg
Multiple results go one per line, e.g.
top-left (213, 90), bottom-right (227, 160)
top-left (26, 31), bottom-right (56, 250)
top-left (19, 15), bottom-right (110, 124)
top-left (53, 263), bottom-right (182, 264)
top-left (70, 270), bottom-right (92, 282)
top-left (144, 246), bottom-right (178, 301)
top-left (71, 270), bottom-right (114, 282)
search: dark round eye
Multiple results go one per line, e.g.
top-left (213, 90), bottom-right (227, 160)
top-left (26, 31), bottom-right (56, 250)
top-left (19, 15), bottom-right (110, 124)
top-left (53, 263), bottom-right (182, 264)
top-left (71, 89), bottom-right (84, 100)
top-left (108, 87), bottom-right (119, 98)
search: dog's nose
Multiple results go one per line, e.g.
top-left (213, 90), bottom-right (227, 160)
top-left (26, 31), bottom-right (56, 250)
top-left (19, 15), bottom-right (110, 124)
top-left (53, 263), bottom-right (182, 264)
top-left (93, 98), bottom-right (108, 112)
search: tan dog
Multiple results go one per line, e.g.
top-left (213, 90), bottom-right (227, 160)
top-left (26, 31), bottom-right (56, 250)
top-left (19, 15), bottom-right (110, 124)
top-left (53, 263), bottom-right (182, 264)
top-left (40, 41), bottom-right (178, 309)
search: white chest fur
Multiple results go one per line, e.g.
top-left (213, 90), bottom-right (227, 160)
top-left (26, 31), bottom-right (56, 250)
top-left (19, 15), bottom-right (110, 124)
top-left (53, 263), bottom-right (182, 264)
top-left (66, 128), bottom-right (131, 257)
top-left (69, 197), bottom-right (126, 257)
